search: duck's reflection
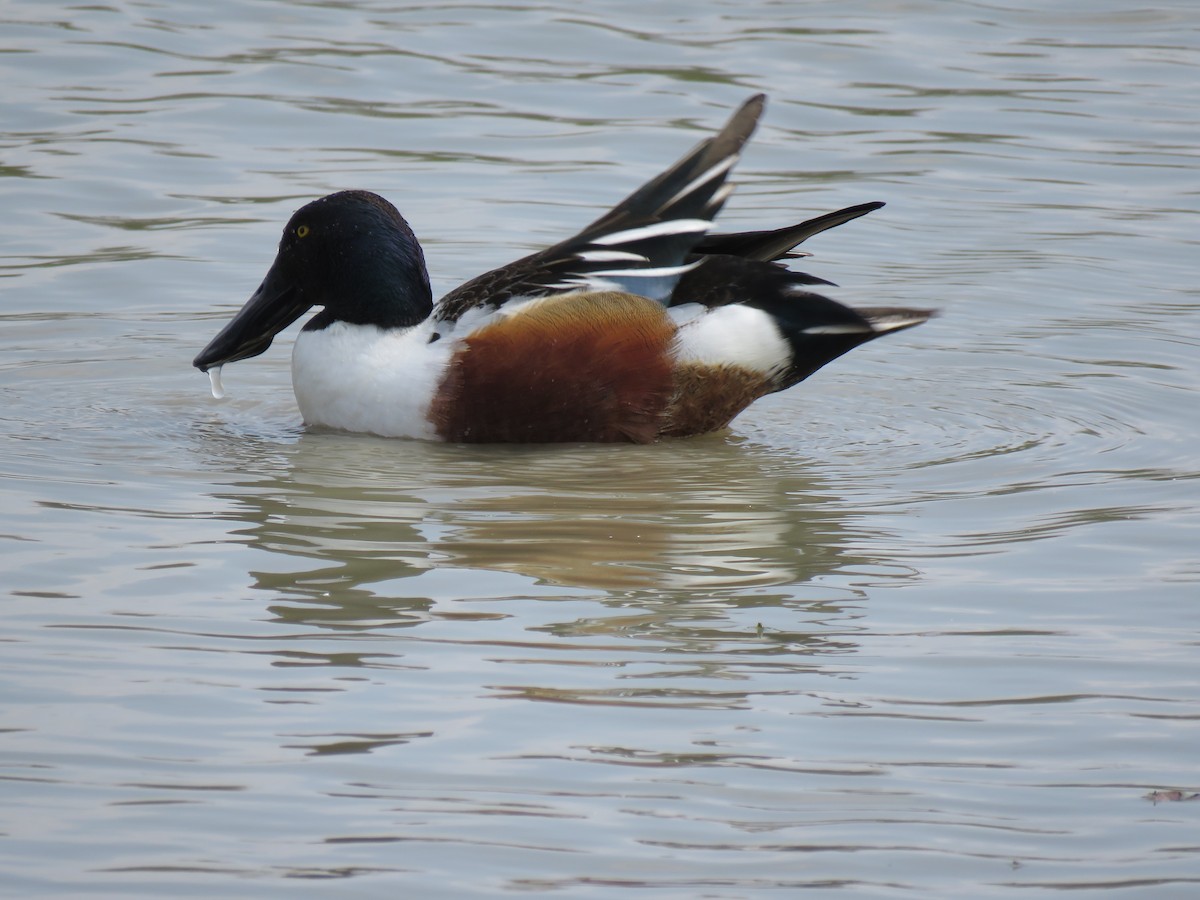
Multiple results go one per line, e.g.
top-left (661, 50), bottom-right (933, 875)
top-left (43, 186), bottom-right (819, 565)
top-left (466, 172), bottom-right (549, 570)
top-left (207, 428), bottom-right (898, 637)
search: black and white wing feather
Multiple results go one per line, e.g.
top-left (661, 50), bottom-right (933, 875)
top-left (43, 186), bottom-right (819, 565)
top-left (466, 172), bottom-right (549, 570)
top-left (434, 95), bottom-right (764, 324)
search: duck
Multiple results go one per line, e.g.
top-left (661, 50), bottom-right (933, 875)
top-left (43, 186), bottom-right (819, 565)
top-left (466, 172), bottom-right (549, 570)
top-left (194, 94), bottom-right (932, 443)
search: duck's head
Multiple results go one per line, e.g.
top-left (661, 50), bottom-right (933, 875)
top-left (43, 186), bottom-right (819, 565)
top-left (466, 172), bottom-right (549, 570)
top-left (193, 190), bottom-right (433, 373)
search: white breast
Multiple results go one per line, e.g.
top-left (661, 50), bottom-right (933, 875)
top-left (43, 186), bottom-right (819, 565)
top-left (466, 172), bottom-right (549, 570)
top-left (291, 319), bottom-right (453, 439)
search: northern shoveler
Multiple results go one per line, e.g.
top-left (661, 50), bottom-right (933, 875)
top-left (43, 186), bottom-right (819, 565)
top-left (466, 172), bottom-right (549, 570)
top-left (194, 94), bottom-right (932, 443)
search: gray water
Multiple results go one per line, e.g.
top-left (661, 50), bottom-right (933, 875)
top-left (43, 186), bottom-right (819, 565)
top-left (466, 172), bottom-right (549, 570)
top-left (2, 1), bottom-right (1198, 896)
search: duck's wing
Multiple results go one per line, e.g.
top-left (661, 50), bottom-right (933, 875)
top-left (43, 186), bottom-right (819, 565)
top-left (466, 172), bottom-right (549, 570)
top-left (433, 95), bottom-right (765, 324)
top-left (692, 201), bottom-right (885, 266)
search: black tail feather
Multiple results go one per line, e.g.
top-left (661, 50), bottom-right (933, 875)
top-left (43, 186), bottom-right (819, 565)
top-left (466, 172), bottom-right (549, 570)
top-left (694, 201), bottom-right (885, 262)
top-left (580, 95), bottom-right (765, 238)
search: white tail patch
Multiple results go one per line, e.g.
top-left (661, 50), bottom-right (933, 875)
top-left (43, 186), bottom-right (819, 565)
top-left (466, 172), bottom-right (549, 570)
top-left (866, 311), bottom-right (932, 333)
top-left (801, 323), bottom-right (873, 335)
top-left (670, 303), bottom-right (790, 376)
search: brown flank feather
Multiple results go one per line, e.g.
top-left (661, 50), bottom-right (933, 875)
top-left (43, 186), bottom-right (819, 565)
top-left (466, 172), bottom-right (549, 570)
top-left (431, 292), bottom-right (677, 443)
top-left (662, 363), bottom-right (773, 438)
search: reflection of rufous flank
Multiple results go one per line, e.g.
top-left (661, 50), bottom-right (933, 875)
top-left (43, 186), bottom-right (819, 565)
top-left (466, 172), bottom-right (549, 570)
top-left (210, 431), bottom-right (884, 599)
top-left (437, 481), bottom-right (794, 590)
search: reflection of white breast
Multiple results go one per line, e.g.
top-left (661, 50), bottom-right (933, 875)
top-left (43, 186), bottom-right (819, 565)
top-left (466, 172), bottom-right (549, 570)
top-left (291, 318), bottom-right (454, 439)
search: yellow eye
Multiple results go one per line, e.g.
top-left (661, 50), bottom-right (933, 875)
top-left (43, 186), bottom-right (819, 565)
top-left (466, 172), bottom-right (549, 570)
top-left (296, 224), bottom-right (310, 239)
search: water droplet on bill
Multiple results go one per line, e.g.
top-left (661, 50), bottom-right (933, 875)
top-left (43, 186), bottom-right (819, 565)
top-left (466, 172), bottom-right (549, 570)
top-left (208, 365), bottom-right (225, 399)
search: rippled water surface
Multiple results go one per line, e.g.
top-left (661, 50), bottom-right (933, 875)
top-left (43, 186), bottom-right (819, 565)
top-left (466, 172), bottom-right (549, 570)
top-left (2, 1), bottom-right (1199, 896)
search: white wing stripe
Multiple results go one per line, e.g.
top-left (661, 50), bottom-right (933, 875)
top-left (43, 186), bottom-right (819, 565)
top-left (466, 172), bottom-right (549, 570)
top-left (574, 249), bottom-right (648, 263)
top-left (588, 262), bottom-right (701, 279)
top-left (708, 182), bottom-right (735, 210)
top-left (591, 218), bottom-right (712, 246)
top-left (659, 155), bottom-right (739, 213)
